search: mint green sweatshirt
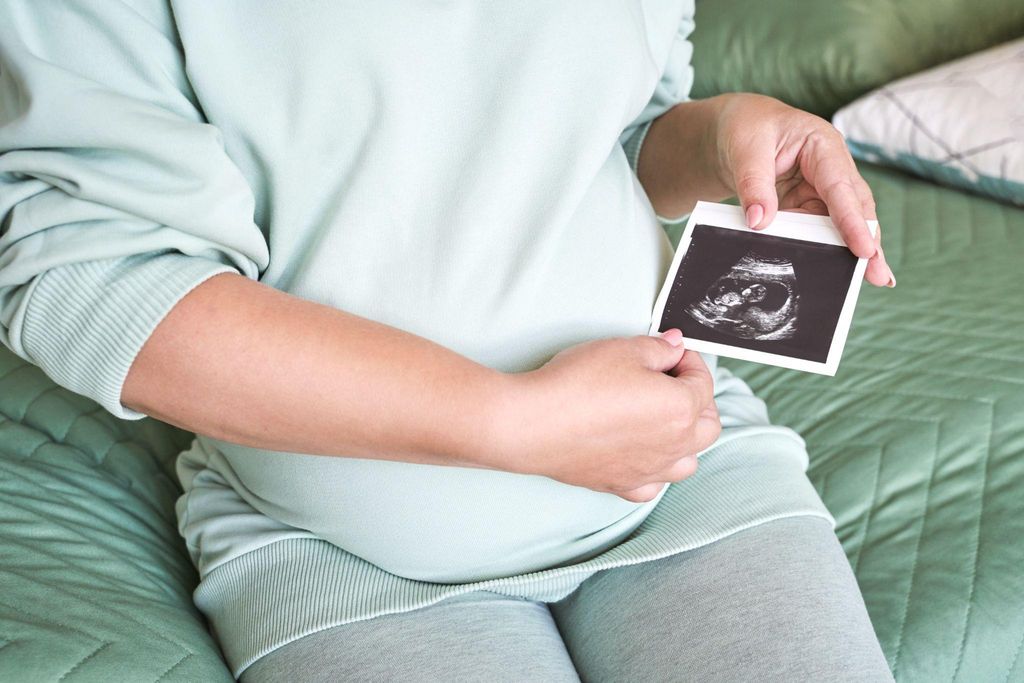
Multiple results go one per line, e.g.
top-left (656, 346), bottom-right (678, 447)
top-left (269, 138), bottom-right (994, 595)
top-left (0, 1), bottom-right (832, 677)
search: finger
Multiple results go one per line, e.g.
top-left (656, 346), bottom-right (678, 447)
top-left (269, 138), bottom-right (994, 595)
top-left (732, 144), bottom-right (780, 230)
top-left (804, 141), bottom-right (876, 258)
top-left (618, 482), bottom-right (666, 504)
top-left (865, 238), bottom-right (895, 287)
top-left (853, 176), bottom-right (878, 221)
top-left (664, 455), bottom-right (698, 483)
top-left (779, 179), bottom-right (824, 213)
top-left (817, 176), bottom-right (876, 258)
top-left (635, 330), bottom-right (686, 373)
top-left (865, 251), bottom-right (891, 287)
top-left (667, 347), bottom-right (715, 416)
top-left (692, 405), bottom-right (722, 453)
top-left (799, 198), bottom-right (829, 215)
top-left (854, 180), bottom-right (895, 287)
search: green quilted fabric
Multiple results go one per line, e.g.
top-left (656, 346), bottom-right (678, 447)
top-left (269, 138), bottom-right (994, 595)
top-left (1, 162), bottom-right (1022, 680)
top-left (690, 0), bottom-right (1024, 117)
top-left (0, 359), bottom-right (233, 681)
top-left (719, 163), bottom-right (1024, 681)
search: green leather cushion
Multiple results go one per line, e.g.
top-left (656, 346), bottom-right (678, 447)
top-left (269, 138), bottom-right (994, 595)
top-left (1, 163), bottom-right (1023, 681)
top-left (690, 0), bottom-right (1024, 117)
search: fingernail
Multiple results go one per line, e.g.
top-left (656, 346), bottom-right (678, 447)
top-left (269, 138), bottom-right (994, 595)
top-left (877, 245), bottom-right (896, 287)
top-left (661, 329), bottom-right (684, 346)
top-left (746, 204), bottom-right (764, 229)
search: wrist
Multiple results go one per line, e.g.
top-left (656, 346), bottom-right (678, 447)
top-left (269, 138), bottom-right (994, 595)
top-left (704, 93), bottom-right (736, 194)
top-left (465, 370), bottom-right (544, 477)
top-left (636, 95), bottom-right (736, 218)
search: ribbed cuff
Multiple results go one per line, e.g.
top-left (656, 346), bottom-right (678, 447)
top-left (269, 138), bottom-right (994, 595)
top-left (621, 119), bottom-right (692, 227)
top-left (193, 431), bottom-right (833, 678)
top-left (621, 119), bottom-right (655, 175)
top-left (20, 252), bottom-right (239, 420)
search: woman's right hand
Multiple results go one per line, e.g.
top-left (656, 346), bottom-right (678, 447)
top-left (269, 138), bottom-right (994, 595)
top-left (487, 329), bottom-right (721, 503)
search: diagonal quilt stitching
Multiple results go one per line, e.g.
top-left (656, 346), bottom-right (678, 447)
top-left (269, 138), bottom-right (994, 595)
top-left (0, 404), bottom-right (179, 493)
top-left (0, 568), bottom-right (197, 657)
top-left (756, 386), bottom-right (952, 580)
top-left (57, 405), bottom-right (108, 443)
top-left (16, 385), bottom-right (62, 424)
top-left (153, 652), bottom-right (194, 682)
top-left (766, 384), bottom-right (996, 411)
top-left (846, 339), bottom-right (1023, 367)
top-left (1003, 626), bottom-right (1024, 683)
top-left (0, 362), bottom-right (33, 388)
top-left (800, 414), bottom-right (940, 575)
top-left (0, 598), bottom-right (99, 643)
top-left (765, 387), bottom-right (978, 675)
top-left (861, 301), bottom-right (1024, 326)
top-left (868, 321), bottom-right (1024, 345)
top-left (1, 531), bottom-right (186, 605)
top-left (751, 377), bottom-right (1000, 680)
top-left (839, 361), bottom-right (1024, 386)
top-left (802, 444), bottom-right (884, 573)
top-left (950, 396), bottom-right (997, 680)
top-left (0, 469), bottom-right (189, 599)
top-left (17, 437), bottom-right (54, 463)
top-left (806, 442), bottom-right (879, 485)
top-left (872, 427), bottom-right (940, 678)
top-left (0, 458), bottom-right (190, 581)
top-left (0, 452), bottom-right (179, 537)
top-left (844, 447), bottom-right (882, 574)
top-left (56, 641), bottom-right (113, 682)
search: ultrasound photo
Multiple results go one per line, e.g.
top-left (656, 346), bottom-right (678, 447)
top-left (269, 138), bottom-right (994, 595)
top-left (659, 224), bottom-right (856, 363)
top-left (650, 202), bottom-right (873, 375)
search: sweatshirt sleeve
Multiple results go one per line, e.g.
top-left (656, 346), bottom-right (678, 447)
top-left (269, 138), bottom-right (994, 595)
top-left (619, 1), bottom-right (697, 176)
top-left (0, 1), bottom-right (270, 420)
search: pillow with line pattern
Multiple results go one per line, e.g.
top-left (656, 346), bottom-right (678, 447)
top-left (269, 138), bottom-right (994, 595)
top-left (833, 38), bottom-right (1024, 207)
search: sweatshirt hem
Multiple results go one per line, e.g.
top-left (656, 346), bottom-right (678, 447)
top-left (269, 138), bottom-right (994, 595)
top-left (191, 432), bottom-right (834, 678)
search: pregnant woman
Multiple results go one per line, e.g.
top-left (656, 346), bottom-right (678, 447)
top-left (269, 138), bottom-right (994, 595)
top-left (0, 2), bottom-right (896, 681)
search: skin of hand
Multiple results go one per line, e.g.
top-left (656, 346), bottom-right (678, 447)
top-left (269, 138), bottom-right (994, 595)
top-left (492, 328), bottom-right (721, 503)
top-left (636, 92), bottom-right (896, 288)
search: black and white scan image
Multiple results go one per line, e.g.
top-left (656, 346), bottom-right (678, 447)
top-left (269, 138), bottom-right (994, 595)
top-left (658, 224), bottom-right (858, 364)
top-left (684, 252), bottom-right (800, 341)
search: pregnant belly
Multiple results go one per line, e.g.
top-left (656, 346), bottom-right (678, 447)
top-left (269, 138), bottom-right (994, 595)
top-left (211, 438), bottom-right (665, 583)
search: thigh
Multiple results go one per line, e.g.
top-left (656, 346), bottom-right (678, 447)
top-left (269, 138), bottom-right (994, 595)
top-left (548, 516), bottom-right (894, 683)
top-left (240, 589), bottom-right (581, 683)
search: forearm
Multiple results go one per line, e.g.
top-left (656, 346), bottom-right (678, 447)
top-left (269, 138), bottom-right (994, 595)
top-left (635, 94), bottom-right (735, 219)
top-left (122, 272), bottom-right (508, 470)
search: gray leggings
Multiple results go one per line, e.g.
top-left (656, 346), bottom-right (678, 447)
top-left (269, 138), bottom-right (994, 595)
top-left (240, 516), bottom-right (894, 682)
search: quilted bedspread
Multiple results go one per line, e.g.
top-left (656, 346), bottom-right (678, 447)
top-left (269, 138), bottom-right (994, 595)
top-left (716, 164), bottom-right (1024, 682)
top-left (1, 161), bottom-right (1022, 681)
top-left (0, 368), bottom-right (231, 678)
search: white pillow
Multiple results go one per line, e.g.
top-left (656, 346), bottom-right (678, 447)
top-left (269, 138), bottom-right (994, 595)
top-left (833, 38), bottom-right (1024, 206)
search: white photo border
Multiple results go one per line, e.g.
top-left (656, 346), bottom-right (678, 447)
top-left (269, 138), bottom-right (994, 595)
top-left (648, 201), bottom-right (879, 376)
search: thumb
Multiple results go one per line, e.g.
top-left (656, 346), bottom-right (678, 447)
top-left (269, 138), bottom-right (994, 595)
top-left (733, 149), bottom-right (779, 230)
top-left (635, 329), bottom-right (686, 372)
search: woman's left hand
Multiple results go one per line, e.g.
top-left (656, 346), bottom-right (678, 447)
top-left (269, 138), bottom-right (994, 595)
top-left (711, 94), bottom-right (894, 287)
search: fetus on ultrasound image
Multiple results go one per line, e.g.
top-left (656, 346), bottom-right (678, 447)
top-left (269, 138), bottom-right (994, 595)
top-left (684, 252), bottom-right (800, 341)
top-left (659, 224), bottom-right (858, 363)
